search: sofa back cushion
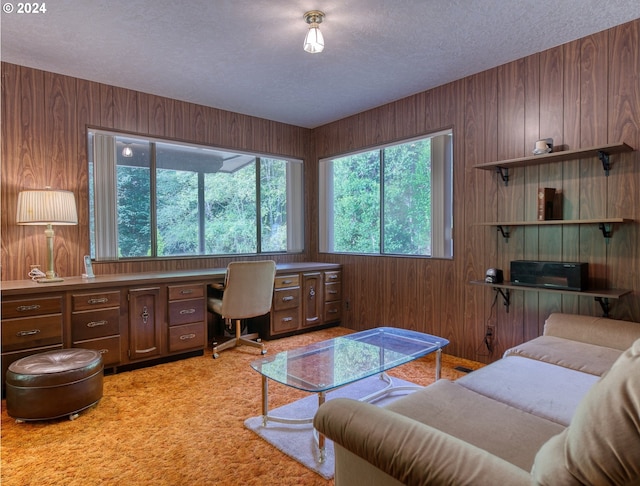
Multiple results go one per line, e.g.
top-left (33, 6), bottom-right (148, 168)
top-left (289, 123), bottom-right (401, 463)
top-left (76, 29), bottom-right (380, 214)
top-left (544, 313), bottom-right (640, 351)
top-left (531, 338), bottom-right (640, 485)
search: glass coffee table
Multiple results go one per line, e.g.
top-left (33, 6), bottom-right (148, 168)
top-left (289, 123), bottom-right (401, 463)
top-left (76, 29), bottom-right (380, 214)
top-left (250, 327), bottom-right (449, 461)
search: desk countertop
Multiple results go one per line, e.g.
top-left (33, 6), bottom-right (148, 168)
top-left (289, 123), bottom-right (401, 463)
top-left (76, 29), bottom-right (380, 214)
top-left (1, 262), bottom-right (341, 296)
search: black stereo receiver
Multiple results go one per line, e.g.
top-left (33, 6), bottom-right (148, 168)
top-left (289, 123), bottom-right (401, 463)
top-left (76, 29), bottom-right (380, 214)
top-left (510, 260), bottom-right (588, 291)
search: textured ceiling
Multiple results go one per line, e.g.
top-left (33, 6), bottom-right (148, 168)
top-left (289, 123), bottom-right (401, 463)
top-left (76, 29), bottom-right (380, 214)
top-left (1, 1), bottom-right (639, 128)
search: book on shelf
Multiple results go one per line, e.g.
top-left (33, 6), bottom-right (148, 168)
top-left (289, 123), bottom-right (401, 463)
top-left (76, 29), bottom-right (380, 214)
top-left (537, 187), bottom-right (556, 221)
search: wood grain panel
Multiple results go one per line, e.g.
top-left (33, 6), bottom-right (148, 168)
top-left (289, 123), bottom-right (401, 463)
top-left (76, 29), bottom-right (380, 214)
top-left (1, 63), bottom-right (22, 277)
top-left (76, 77), bottom-right (102, 254)
top-left (579, 30), bottom-right (610, 315)
top-left (560, 38), bottom-right (583, 317)
top-left (463, 71), bottom-right (491, 360)
top-left (496, 59), bottom-right (526, 353)
top-left (607, 21), bottom-right (640, 320)
top-left (10, 66), bottom-right (47, 279)
top-left (522, 53), bottom-right (542, 341)
top-left (536, 47), bottom-right (565, 332)
top-left (44, 71), bottom-right (78, 279)
top-left (442, 79), bottom-right (466, 357)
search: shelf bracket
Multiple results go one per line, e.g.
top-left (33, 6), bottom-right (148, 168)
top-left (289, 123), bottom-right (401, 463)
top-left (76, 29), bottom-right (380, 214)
top-left (594, 297), bottom-right (611, 318)
top-left (494, 287), bottom-right (510, 313)
top-left (598, 222), bottom-right (613, 239)
top-left (496, 225), bottom-right (510, 240)
top-left (597, 150), bottom-right (611, 176)
top-left (495, 166), bottom-right (509, 186)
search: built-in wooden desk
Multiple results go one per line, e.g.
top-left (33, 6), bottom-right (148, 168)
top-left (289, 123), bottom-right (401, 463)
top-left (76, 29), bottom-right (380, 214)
top-left (1, 262), bottom-right (342, 384)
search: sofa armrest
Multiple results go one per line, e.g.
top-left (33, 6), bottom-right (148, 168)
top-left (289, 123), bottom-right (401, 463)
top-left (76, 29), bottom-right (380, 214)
top-left (544, 313), bottom-right (640, 351)
top-left (314, 398), bottom-right (531, 486)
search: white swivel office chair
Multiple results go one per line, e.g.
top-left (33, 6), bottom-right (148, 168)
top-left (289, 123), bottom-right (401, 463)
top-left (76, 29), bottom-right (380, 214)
top-left (208, 260), bottom-right (276, 359)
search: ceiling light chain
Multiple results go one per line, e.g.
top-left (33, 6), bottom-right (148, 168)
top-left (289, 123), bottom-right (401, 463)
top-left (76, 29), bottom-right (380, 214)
top-left (303, 10), bottom-right (325, 54)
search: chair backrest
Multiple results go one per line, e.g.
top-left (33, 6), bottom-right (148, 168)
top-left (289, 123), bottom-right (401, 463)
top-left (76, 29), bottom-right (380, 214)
top-left (220, 260), bottom-right (277, 319)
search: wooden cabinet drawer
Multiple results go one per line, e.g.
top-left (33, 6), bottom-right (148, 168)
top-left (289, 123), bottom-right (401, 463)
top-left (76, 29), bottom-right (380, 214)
top-left (168, 298), bottom-right (204, 326)
top-left (274, 274), bottom-right (299, 289)
top-left (1, 296), bottom-right (62, 319)
top-left (324, 301), bottom-right (342, 322)
top-left (1, 315), bottom-right (63, 352)
top-left (324, 271), bottom-right (341, 283)
top-left (71, 308), bottom-right (121, 341)
top-left (272, 308), bottom-right (300, 333)
top-left (168, 322), bottom-right (205, 352)
top-left (273, 288), bottom-right (300, 310)
top-left (168, 284), bottom-right (204, 301)
top-left (324, 282), bottom-right (342, 302)
top-left (73, 336), bottom-right (121, 367)
top-left (72, 291), bottom-right (121, 311)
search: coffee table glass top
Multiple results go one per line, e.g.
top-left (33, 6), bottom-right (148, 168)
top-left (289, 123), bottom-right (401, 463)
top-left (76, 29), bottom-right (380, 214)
top-left (250, 327), bottom-right (449, 393)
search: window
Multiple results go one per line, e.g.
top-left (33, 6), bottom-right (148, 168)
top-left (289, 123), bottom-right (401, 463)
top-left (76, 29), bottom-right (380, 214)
top-left (88, 130), bottom-right (303, 260)
top-left (319, 129), bottom-right (453, 258)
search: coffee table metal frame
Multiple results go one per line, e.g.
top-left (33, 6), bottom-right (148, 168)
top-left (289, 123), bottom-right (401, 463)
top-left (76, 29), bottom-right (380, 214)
top-left (250, 327), bottom-right (449, 462)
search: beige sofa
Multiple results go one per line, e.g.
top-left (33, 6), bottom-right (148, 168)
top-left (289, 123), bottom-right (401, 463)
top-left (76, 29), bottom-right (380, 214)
top-left (314, 313), bottom-right (640, 485)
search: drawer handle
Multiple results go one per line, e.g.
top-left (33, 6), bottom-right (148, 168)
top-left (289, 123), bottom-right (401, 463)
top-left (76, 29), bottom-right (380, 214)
top-left (328, 275), bottom-right (338, 280)
top-left (180, 333), bottom-right (196, 340)
top-left (282, 296), bottom-right (294, 302)
top-left (16, 304), bottom-right (41, 312)
top-left (180, 289), bottom-right (194, 295)
top-left (328, 290), bottom-right (338, 295)
top-left (98, 349), bottom-right (109, 355)
top-left (328, 309), bottom-right (338, 314)
top-left (179, 308), bottom-right (196, 315)
top-left (281, 280), bottom-right (293, 284)
top-left (87, 320), bottom-right (108, 328)
top-left (281, 317), bottom-right (293, 322)
top-left (87, 297), bottom-right (109, 305)
top-left (309, 287), bottom-right (316, 297)
top-left (17, 329), bottom-right (41, 337)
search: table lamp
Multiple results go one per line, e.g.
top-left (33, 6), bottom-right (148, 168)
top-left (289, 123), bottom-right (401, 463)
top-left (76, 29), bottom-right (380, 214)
top-left (16, 188), bottom-right (78, 283)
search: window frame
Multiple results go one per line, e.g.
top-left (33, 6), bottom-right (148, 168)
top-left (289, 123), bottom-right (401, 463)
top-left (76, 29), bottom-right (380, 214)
top-left (318, 129), bottom-right (453, 258)
top-left (88, 129), bottom-right (304, 261)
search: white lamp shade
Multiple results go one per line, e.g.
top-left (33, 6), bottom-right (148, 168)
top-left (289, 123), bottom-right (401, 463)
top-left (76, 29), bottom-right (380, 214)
top-left (304, 25), bottom-right (324, 53)
top-left (16, 189), bottom-right (78, 225)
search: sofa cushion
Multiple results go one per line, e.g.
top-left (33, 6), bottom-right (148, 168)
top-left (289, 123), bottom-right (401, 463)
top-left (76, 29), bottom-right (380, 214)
top-left (456, 355), bottom-right (598, 426)
top-left (531, 338), bottom-right (640, 485)
top-left (543, 313), bottom-right (640, 351)
top-left (384, 379), bottom-right (564, 470)
top-left (504, 335), bottom-right (621, 376)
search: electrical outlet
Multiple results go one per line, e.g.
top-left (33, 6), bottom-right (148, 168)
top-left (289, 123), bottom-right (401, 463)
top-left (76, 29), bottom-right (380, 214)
top-left (484, 325), bottom-right (495, 354)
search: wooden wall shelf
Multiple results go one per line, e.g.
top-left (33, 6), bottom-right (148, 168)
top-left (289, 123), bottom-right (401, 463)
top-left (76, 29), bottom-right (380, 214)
top-left (474, 218), bottom-right (634, 239)
top-left (474, 142), bottom-right (634, 184)
top-left (469, 280), bottom-right (631, 317)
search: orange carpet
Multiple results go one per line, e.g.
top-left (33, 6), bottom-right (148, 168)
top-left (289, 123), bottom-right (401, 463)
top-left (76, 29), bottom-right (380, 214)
top-left (1, 327), bottom-right (483, 485)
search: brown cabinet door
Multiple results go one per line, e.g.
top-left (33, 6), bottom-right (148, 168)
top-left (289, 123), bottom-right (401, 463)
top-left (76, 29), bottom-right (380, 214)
top-left (302, 272), bottom-right (323, 327)
top-left (128, 287), bottom-right (163, 360)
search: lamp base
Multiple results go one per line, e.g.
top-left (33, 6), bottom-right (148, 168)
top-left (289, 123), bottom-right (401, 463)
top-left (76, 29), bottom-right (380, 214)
top-left (37, 277), bottom-right (64, 283)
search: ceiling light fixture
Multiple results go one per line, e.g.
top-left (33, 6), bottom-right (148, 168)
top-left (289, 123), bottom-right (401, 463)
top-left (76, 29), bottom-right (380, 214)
top-left (303, 10), bottom-right (325, 54)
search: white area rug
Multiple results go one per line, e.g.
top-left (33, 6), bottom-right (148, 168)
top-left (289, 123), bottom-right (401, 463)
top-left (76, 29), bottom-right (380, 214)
top-left (244, 375), bottom-right (420, 479)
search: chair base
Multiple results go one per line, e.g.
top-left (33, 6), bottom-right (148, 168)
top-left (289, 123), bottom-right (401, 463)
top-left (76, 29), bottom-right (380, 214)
top-left (212, 319), bottom-right (266, 358)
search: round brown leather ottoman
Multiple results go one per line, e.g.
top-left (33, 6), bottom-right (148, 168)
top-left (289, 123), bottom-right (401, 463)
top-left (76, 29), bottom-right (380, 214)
top-left (6, 348), bottom-right (104, 422)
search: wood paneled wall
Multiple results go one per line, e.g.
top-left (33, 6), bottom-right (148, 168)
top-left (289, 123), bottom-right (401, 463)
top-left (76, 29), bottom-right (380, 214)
top-left (2, 20), bottom-right (638, 362)
top-left (311, 19), bottom-right (640, 361)
top-left (1, 63), bottom-right (313, 280)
